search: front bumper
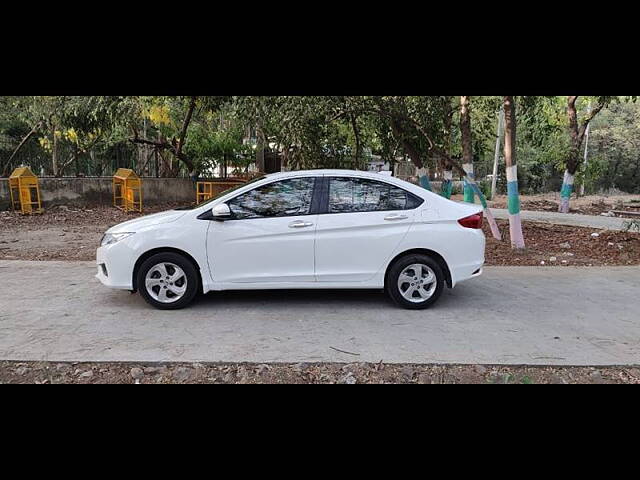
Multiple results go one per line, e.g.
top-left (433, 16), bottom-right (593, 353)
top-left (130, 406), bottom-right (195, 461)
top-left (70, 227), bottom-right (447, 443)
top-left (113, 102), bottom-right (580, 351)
top-left (96, 242), bottom-right (135, 290)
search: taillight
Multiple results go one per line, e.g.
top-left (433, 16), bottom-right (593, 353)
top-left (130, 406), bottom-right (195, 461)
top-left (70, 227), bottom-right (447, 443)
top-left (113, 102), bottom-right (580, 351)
top-left (458, 212), bottom-right (483, 229)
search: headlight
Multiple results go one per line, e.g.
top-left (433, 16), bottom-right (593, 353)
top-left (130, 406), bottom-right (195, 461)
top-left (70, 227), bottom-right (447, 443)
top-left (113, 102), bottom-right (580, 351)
top-left (101, 232), bottom-right (135, 247)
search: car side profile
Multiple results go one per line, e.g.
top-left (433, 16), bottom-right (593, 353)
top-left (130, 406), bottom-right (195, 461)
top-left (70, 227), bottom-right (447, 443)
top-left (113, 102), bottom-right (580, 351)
top-left (96, 170), bottom-right (485, 310)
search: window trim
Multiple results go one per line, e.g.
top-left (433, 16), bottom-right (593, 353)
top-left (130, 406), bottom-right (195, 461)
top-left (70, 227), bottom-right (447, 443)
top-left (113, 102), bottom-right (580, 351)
top-left (222, 176), bottom-right (321, 222)
top-left (319, 176), bottom-right (424, 215)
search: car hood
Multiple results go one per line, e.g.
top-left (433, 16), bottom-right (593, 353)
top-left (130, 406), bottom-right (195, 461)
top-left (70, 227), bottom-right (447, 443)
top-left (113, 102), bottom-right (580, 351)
top-left (106, 210), bottom-right (187, 233)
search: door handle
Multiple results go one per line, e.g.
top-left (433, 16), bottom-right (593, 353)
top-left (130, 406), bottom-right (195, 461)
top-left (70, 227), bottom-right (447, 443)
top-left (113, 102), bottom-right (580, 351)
top-left (289, 220), bottom-right (314, 228)
top-left (384, 214), bottom-right (408, 221)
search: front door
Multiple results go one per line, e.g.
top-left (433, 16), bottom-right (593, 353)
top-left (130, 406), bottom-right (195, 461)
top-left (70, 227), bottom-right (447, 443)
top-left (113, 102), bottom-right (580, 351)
top-left (206, 176), bottom-right (318, 284)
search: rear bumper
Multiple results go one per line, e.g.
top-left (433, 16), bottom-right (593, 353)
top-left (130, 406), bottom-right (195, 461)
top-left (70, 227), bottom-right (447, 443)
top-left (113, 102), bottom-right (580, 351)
top-left (453, 265), bottom-right (483, 286)
top-left (449, 229), bottom-right (485, 287)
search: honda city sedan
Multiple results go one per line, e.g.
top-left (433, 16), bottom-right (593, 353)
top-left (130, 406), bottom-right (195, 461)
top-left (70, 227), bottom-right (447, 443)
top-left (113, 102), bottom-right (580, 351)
top-left (96, 170), bottom-right (485, 310)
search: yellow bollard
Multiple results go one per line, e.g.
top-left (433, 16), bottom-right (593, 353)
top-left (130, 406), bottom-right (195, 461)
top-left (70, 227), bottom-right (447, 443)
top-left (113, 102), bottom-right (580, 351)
top-left (196, 179), bottom-right (247, 205)
top-left (9, 167), bottom-right (43, 214)
top-left (113, 168), bottom-right (143, 213)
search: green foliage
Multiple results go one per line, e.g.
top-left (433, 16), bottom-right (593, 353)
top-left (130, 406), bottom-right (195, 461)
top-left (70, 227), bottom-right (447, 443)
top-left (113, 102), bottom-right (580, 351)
top-left (587, 101), bottom-right (640, 193)
top-left (478, 179), bottom-right (492, 199)
top-left (1, 95), bottom-right (638, 195)
top-left (184, 112), bottom-right (254, 175)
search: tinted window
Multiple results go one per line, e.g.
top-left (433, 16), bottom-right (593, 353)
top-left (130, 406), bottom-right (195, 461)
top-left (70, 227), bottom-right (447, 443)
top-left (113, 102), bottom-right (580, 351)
top-left (328, 177), bottom-right (422, 213)
top-left (228, 177), bottom-right (316, 220)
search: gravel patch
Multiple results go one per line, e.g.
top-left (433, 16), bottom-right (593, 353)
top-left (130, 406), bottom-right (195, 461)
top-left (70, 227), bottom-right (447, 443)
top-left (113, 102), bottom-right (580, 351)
top-left (1, 361), bottom-right (639, 384)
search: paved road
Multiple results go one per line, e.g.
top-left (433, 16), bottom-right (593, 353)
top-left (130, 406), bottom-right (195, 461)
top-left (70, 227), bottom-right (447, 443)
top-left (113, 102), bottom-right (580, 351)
top-left (492, 209), bottom-right (631, 231)
top-left (1, 260), bottom-right (639, 366)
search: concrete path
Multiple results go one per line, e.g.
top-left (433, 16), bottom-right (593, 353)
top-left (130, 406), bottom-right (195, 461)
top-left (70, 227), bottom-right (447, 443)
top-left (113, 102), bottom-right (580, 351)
top-left (0, 260), bottom-right (639, 366)
top-left (492, 208), bottom-right (631, 231)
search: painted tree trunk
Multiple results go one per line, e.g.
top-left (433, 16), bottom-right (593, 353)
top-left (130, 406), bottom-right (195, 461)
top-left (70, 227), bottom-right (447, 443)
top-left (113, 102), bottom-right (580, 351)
top-left (416, 167), bottom-right (432, 191)
top-left (463, 163), bottom-right (476, 203)
top-left (440, 169), bottom-right (453, 199)
top-left (503, 96), bottom-right (525, 249)
top-left (559, 170), bottom-right (574, 213)
top-left (506, 165), bottom-right (525, 248)
top-left (460, 96), bottom-right (476, 204)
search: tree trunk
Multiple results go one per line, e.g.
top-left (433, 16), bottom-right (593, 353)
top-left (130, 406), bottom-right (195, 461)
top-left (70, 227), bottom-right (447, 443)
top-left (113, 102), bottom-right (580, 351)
top-left (560, 96), bottom-right (580, 213)
top-left (52, 126), bottom-right (59, 177)
top-left (440, 108), bottom-right (454, 199)
top-left (460, 96), bottom-right (475, 203)
top-left (256, 126), bottom-right (265, 173)
top-left (503, 96), bottom-right (525, 249)
top-left (579, 103), bottom-right (592, 196)
top-left (350, 113), bottom-right (363, 170)
top-left (560, 97), bottom-right (605, 211)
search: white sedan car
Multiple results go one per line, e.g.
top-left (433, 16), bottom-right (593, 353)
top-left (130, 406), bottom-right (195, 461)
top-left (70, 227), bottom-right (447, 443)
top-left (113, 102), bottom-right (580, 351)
top-left (97, 170), bottom-right (485, 310)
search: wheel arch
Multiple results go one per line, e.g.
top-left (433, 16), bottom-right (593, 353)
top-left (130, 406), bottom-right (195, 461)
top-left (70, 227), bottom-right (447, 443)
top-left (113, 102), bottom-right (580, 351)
top-left (385, 248), bottom-right (453, 289)
top-left (132, 247), bottom-right (204, 293)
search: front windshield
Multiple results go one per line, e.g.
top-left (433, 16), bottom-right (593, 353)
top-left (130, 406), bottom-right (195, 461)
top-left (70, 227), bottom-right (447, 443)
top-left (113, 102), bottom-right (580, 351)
top-left (177, 176), bottom-right (267, 210)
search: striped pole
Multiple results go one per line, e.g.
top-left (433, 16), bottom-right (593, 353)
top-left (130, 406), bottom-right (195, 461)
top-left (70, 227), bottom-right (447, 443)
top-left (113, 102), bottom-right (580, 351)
top-left (440, 169), bottom-right (453, 199)
top-left (506, 164), bottom-right (525, 248)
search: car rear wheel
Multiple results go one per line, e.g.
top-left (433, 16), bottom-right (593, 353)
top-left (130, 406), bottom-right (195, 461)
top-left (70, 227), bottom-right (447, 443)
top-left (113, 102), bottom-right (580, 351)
top-left (137, 252), bottom-right (199, 310)
top-left (386, 254), bottom-right (445, 310)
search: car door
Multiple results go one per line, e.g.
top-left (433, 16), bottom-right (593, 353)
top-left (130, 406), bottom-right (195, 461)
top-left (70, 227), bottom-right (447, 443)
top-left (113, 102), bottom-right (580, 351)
top-left (315, 176), bottom-right (421, 282)
top-left (206, 176), bottom-right (319, 284)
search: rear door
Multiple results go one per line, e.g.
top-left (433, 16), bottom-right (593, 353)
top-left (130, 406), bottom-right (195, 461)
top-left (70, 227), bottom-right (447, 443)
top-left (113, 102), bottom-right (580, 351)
top-left (314, 176), bottom-right (422, 282)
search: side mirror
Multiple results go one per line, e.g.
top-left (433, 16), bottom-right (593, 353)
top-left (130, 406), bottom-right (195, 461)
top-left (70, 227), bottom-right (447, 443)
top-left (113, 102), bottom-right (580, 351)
top-left (211, 203), bottom-right (232, 221)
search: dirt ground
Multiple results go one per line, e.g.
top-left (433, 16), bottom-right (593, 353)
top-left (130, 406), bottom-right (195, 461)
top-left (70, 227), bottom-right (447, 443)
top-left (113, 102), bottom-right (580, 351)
top-left (1, 361), bottom-right (638, 384)
top-left (488, 193), bottom-right (640, 218)
top-left (1, 203), bottom-right (639, 266)
top-left (0, 204), bottom-right (182, 261)
top-left (482, 219), bottom-right (640, 266)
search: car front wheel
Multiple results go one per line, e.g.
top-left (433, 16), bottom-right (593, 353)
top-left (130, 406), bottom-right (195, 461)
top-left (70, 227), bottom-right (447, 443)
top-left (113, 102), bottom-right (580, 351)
top-left (386, 254), bottom-right (445, 310)
top-left (137, 252), bottom-right (199, 310)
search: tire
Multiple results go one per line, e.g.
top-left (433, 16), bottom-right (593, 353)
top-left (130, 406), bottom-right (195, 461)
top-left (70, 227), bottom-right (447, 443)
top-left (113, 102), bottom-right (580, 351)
top-left (386, 254), bottom-right (445, 310)
top-left (137, 252), bottom-right (199, 310)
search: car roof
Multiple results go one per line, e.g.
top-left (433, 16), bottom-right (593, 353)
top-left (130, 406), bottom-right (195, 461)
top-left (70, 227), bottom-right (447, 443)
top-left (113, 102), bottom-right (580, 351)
top-left (266, 169), bottom-right (405, 181)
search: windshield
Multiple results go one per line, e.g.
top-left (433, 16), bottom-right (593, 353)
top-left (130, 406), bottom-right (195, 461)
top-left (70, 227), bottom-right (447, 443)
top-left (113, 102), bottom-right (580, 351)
top-left (176, 176), bottom-right (267, 210)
